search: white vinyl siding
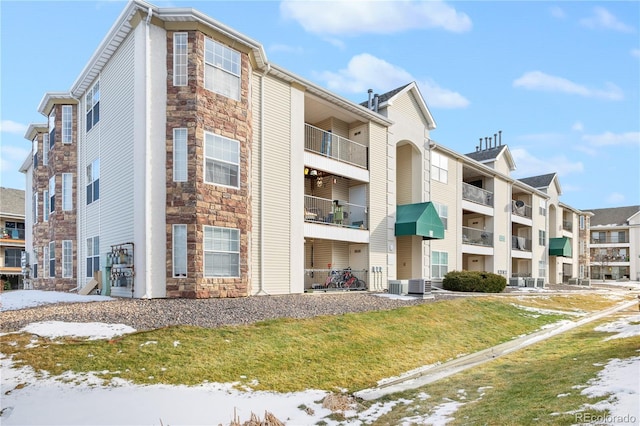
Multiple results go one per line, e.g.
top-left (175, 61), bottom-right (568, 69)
top-left (431, 151), bottom-right (448, 183)
top-left (173, 128), bottom-right (188, 182)
top-left (204, 226), bottom-right (239, 277)
top-left (62, 240), bottom-right (73, 278)
top-left (204, 132), bottom-right (239, 188)
top-left (62, 105), bottom-right (73, 143)
top-left (173, 32), bottom-right (188, 86)
top-left (204, 37), bottom-right (240, 101)
top-left (173, 225), bottom-right (187, 277)
top-left (86, 81), bottom-right (100, 132)
top-left (86, 236), bottom-right (100, 278)
top-left (62, 173), bottom-right (73, 211)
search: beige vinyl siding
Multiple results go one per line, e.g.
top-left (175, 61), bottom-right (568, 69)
top-left (79, 31), bottom-right (136, 282)
top-left (261, 75), bottom-right (292, 294)
top-left (430, 149), bottom-right (460, 273)
top-left (392, 91), bottom-right (430, 128)
top-left (368, 121), bottom-right (388, 284)
top-left (250, 72), bottom-right (262, 291)
top-left (492, 177), bottom-right (510, 274)
top-left (396, 144), bottom-right (413, 205)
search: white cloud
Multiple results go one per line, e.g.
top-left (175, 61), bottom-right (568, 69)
top-left (280, 0), bottom-right (472, 36)
top-left (606, 192), bottom-right (626, 205)
top-left (631, 48), bottom-right (640, 58)
top-left (582, 131), bottom-right (640, 147)
top-left (0, 143), bottom-right (30, 176)
top-left (513, 71), bottom-right (624, 101)
top-left (315, 53), bottom-right (469, 108)
top-left (0, 119), bottom-right (28, 135)
top-left (579, 7), bottom-right (635, 33)
top-left (511, 147), bottom-right (583, 177)
top-left (571, 121), bottom-right (584, 132)
top-left (549, 6), bottom-right (565, 19)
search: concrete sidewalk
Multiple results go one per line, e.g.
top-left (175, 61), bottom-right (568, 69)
top-left (355, 298), bottom-right (639, 401)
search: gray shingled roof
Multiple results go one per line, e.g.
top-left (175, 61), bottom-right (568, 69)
top-left (586, 205), bottom-right (640, 227)
top-left (465, 145), bottom-right (507, 162)
top-left (518, 173), bottom-right (556, 189)
top-left (359, 83), bottom-right (412, 108)
top-left (0, 187), bottom-right (25, 216)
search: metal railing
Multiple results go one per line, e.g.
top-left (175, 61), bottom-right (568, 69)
top-left (304, 268), bottom-right (368, 291)
top-left (304, 195), bottom-right (368, 229)
top-left (462, 226), bottom-right (493, 247)
top-left (562, 220), bottom-right (573, 232)
top-left (512, 235), bottom-right (532, 251)
top-left (511, 200), bottom-right (532, 218)
top-left (304, 124), bottom-right (368, 169)
top-left (462, 182), bottom-right (493, 207)
top-left (1, 227), bottom-right (25, 240)
top-left (590, 235), bottom-right (629, 244)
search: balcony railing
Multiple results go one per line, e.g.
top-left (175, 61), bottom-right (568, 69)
top-left (1, 227), bottom-right (25, 240)
top-left (462, 226), bottom-right (493, 247)
top-left (512, 235), bottom-right (532, 251)
top-left (590, 236), bottom-right (629, 244)
top-left (304, 195), bottom-right (368, 229)
top-left (462, 182), bottom-right (493, 207)
top-left (562, 220), bottom-right (573, 232)
top-left (511, 200), bottom-right (532, 218)
top-left (305, 124), bottom-right (368, 169)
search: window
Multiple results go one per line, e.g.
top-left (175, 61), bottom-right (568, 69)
top-left (49, 176), bottom-right (55, 213)
top-left (431, 251), bottom-right (448, 279)
top-left (49, 241), bottom-right (55, 278)
top-left (33, 193), bottom-right (38, 224)
top-left (173, 33), bottom-right (188, 86)
top-left (32, 137), bottom-right (38, 168)
top-left (204, 226), bottom-right (239, 277)
top-left (579, 265), bottom-right (585, 279)
top-left (173, 224), bottom-right (187, 277)
top-left (204, 38), bottom-right (240, 101)
top-left (4, 248), bottom-right (21, 268)
top-left (579, 215), bottom-right (585, 230)
top-left (42, 246), bottom-right (48, 278)
top-left (86, 159), bottom-right (100, 204)
top-left (538, 230), bottom-right (546, 246)
top-left (431, 152), bottom-right (448, 183)
top-left (49, 110), bottom-right (55, 147)
top-left (62, 173), bottom-right (73, 211)
top-left (433, 202), bottom-right (448, 229)
top-left (539, 200), bottom-right (546, 216)
top-left (86, 236), bottom-right (100, 278)
top-left (62, 105), bottom-right (72, 143)
top-left (204, 132), bottom-right (239, 187)
top-left (538, 260), bottom-right (546, 278)
top-left (32, 250), bottom-right (38, 279)
top-left (173, 129), bottom-right (188, 182)
top-left (86, 81), bottom-right (100, 132)
top-left (62, 240), bottom-right (73, 278)
top-left (43, 190), bottom-right (49, 221)
top-left (43, 134), bottom-right (49, 165)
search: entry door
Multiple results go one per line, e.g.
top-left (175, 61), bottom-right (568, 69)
top-left (349, 185), bottom-right (367, 227)
top-left (349, 244), bottom-right (367, 273)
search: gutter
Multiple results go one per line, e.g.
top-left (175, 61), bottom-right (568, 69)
top-left (143, 6), bottom-right (153, 299)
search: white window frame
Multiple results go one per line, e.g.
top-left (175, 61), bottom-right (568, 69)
top-left (433, 202), bottom-right (448, 229)
top-left (62, 173), bottom-right (73, 211)
top-left (431, 152), bottom-right (448, 184)
top-left (43, 245), bottom-right (49, 278)
top-left (538, 260), bottom-right (546, 278)
top-left (62, 240), bottom-right (73, 278)
top-left (43, 190), bottom-right (49, 222)
top-left (173, 32), bottom-right (188, 86)
top-left (43, 133), bottom-right (49, 166)
top-left (539, 230), bottom-right (546, 246)
top-left (86, 236), bottom-right (100, 279)
top-left (49, 241), bottom-right (55, 278)
top-left (204, 37), bottom-right (241, 101)
top-left (173, 128), bottom-right (188, 182)
top-left (203, 226), bottom-right (240, 277)
top-left (33, 193), bottom-right (38, 224)
top-left (204, 132), bottom-right (240, 188)
top-left (32, 136), bottom-right (38, 167)
top-left (62, 105), bottom-right (73, 143)
top-left (173, 224), bottom-right (187, 277)
top-left (539, 200), bottom-right (547, 216)
top-left (86, 81), bottom-right (100, 132)
top-left (49, 110), bottom-right (55, 147)
top-left (431, 250), bottom-right (448, 279)
top-left (49, 176), bottom-right (55, 213)
top-left (579, 215), bottom-right (585, 230)
top-left (86, 158), bottom-right (100, 204)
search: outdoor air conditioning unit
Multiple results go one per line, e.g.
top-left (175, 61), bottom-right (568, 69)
top-left (388, 280), bottom-right (407, 295)
top-left (408, 279), bottom-right (432, 296)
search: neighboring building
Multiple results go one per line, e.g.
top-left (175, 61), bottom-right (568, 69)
top-left (19, 0), bottom-right (588, 298)
top-left (0, 187), bottom-right (26, 289)
top-left (586, 205), bottom-right (640, 282)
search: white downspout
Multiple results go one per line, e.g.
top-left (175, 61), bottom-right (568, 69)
top-left (143, 7), bottom-right (153, 298)
top-left (256, 64), bottom-right (271, 295)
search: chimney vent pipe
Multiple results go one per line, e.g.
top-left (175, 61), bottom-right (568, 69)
top-left (499, 130), bottom-right (502, 145)
top-left (374, 93), bottom-right (379, 112)
top-left (367, 89), bottom-right (373, 109)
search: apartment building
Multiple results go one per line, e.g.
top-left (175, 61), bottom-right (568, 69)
top-left (0, 187), bottom-right (26, 289)
top-left (586, 205), bottom-right (640, 282)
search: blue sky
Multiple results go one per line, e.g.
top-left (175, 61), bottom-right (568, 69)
top-left (1, 0), bottom-right (638, 210)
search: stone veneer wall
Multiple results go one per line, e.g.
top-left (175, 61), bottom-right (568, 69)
top-left (33, 104), bottom-right (78, 291)
top-left (164, 30), bottom-right (252, 298)
top-left (31, 130), bottom-right (50, 289)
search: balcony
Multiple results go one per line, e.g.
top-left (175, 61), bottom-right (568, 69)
top-left (511, 200), bottom-right (532, 219)
top-left (562, 220), bottom-right (573, 232)
top-left (304, 195), bottom-right (367, 230)
top-left (462, 182), bottom-right (493, 207)
top-left (512, 235), bottom-right (532, 251)
top-left (305, 124), bottom-right (367, 169)
top-left (590, 235), bottom-right (629, 244)
top-left (462, 226), bottom-right (493, 247)
top-left (1, 227), bottom-right (25, 241)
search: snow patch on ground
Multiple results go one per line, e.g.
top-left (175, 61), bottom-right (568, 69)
top-left (593, 314), bottom-right (640, 341)
top-left (0, 290), bottom-right (113, 311)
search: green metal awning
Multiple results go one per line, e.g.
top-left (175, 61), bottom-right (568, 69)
top-left (549, 237), bottom-right (572, 257)
top-left (395, 202), bottom-right (445, 240)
